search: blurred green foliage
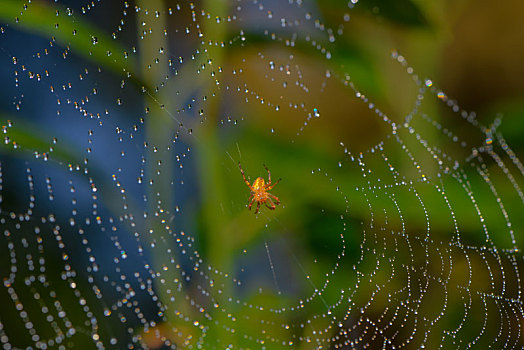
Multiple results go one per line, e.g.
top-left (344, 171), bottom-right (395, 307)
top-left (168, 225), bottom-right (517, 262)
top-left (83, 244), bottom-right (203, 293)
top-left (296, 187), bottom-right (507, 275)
top-left (1, 0), bottom-right (523, 348)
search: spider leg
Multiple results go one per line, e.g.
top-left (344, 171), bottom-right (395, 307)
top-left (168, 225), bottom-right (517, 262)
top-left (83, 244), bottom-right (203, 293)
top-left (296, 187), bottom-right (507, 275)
top-left (247, 195), bottom-right (255, 210)
top-left (266, 178), bottom-right (281, 190)
top-left (255, 202), bottom-right (261, 214)
top-left (263, 164), bottom-right (272, 185)
top-left (268, 193), bottom-right (280, 204)
top-left (238, 162), bottom-right (251, 187)
top-left (266, 198), bottom-right (276, 210)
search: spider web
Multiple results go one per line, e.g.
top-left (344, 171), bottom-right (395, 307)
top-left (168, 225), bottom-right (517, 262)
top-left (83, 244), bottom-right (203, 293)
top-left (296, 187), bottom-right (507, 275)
top-left (0, 0), bottom-right (523, 349)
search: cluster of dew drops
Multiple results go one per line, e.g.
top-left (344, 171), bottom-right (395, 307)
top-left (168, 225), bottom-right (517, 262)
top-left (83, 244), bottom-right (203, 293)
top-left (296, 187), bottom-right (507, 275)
top-left (2, 0), bottom-right (524, 349)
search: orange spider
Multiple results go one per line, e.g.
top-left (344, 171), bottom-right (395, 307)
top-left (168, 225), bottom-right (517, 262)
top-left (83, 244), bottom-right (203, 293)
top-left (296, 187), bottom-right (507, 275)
top-left (239, 162), bottom-right (281, 214)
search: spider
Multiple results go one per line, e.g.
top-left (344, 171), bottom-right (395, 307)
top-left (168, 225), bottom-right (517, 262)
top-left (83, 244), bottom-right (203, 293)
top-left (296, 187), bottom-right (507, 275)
top-left (239, 162), bottom-right (281, 214)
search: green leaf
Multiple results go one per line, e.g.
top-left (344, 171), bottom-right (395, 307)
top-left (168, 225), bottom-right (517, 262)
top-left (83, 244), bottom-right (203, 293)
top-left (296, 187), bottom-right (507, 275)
top-left (0, 116), bottom-right (79, 166)
top-left (358, 0), bottom-right (430, 27)
top-left (321, 0), bottom-right (430, 28)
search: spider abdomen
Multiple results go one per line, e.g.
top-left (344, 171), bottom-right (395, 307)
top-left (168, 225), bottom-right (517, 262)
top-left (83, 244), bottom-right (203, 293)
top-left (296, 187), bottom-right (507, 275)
top-left (252, 177), bottom-right (266, 190)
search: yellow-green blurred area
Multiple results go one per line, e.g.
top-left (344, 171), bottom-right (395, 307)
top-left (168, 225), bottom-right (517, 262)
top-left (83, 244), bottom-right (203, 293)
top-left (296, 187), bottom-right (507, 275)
top-left (1, 0), bottom-right (524, 348)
